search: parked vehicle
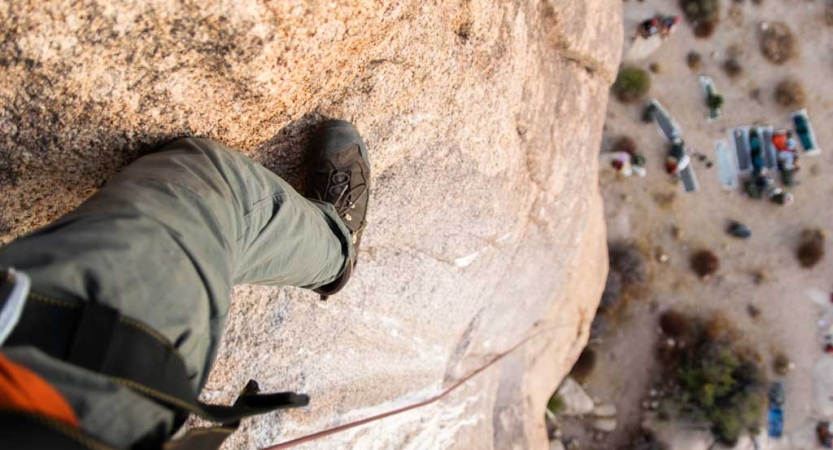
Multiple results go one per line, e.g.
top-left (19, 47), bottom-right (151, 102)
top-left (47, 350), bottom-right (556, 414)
top-left (768, 406), bottom-right (784, 438)
top-left (749, 128), bottom-right (765, 176)
top-left (758, 126), bottom-right (778, 171)
top-left (699, 75), bottom-right (722, 120)
top-left (648, 99), bottom-right (698, 193)
top-left (649, 99), bottom-right (682, 141)
top-left (792, 109), bottom-right (821, 156)
top-left (768, 381), bottom-right (786, 438)
top-left (731, 127), bottom-right (752, 174)
top-left (769, 381), bottom-right (786, 406)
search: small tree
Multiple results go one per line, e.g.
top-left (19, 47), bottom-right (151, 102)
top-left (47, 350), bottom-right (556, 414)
top-left (658, 312), bottom-right (766, 446)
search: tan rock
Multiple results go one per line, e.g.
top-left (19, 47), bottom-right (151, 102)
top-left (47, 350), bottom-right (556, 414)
top-left (593, 403), bottom-right (617, 417)
top-left (0, 0), bottom-right (620, 448)
top-left (558, 377), bottom-right (596, 416)
top-left (550, 440), bottom-right (567, 450)
top-left (592, 417), bottom-right (618, 433)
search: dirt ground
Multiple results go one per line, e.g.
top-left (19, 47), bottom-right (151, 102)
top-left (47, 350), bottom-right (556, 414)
top-left (579, 0), bottom-right (833, 448)
top-left (0, 1), bottom-right (620, 449)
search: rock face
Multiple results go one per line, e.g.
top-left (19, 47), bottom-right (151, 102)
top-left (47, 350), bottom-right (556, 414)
top-left (0, 1), bottom-right (620, 449)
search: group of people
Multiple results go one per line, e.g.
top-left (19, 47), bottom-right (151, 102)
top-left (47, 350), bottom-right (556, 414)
top-left (638, 15), bottom-right (681, 39)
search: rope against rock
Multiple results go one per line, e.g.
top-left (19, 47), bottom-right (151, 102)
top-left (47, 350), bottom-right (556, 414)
top-left (261, 320), bottom-right (581, 449)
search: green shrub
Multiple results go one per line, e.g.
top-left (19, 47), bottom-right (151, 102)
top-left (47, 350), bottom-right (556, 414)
top-left (547, 391), bottom-right (565, 414)
top-left (614, 67), bottom-right (652, 102)
top-left (658, 313), bottom-right (766, 445)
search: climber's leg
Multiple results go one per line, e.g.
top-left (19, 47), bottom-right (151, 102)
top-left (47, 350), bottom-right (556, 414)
top-left (0, 137), bottom-right (354, 387)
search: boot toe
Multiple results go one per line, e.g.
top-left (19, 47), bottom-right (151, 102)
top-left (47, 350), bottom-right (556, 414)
top-left (313, 120), bottom-right (369, 163)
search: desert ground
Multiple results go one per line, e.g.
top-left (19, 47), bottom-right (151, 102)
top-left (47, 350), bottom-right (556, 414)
top-left (574, 0), bottom-right (833, 448)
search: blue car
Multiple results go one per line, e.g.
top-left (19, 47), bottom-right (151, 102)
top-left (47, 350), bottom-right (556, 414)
top-left (769, 406), bottom-right (784, 438)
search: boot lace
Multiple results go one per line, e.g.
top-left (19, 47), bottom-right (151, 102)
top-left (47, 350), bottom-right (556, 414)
top-left (327, 168), bottom-right (367, 223)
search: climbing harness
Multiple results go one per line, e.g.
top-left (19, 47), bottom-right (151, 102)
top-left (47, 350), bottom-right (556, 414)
top-left (1, 267), bottom-right (580, 450)
top-left (1, 286), bottom-right (308, 450)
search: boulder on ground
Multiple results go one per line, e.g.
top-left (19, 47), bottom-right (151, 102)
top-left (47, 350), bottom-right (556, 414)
top-left (550, 440), bottom-right (566, 450)
top-left (593, 403), bottom-right (617, 417)
top-left (592, 417), bottom-right (618, 433)
top-left (558, 377), bottom-right (595, 416)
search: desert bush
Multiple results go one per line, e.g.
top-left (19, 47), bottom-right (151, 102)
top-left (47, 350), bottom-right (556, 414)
top-left (614, 67), bottom-right (651, 102)
top-left (686, 51), bottom-right (703, 70)
top-left (760, 22), bottom-right (797, 64)
top-left (659, 312), bottom-right (766, 446)
top-left (570, 348), bottom-right (597, 383)
top-left (622, 429), bottom-right (670, 450)
top-left (723, 58), bottom-right (743, 79)
top-left (613, 136), bottom-right (638, 155)
top-left (660, 309), bottom-right (691, 338)
top-left (703, 313), bottom-right (741, 343)
top-left (681, 0), bottom-right (721, 38)
top-left (691, 250), bottom-right (719, 278)
top-left (797, 229), bottom-right (826, 268)
top-left (694, 21), bottom-right (717, 38)
top-left (596, 244), bottom-right (649, 337)
top-left (775, 78), bottom-right (806, 109)
top-left (610, 244), bottom-right (648, 285)
top-left (773, 352), bottom-right (791, 376)
top-left (649, 62), bottom-right (663, 74)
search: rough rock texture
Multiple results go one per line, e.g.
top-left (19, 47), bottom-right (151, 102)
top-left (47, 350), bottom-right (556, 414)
top-left (0, 0), bottom-right (620, 449)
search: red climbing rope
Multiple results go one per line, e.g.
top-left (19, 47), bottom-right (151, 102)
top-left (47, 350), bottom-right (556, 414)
top-left (261, 321), bottom-right (578, 449)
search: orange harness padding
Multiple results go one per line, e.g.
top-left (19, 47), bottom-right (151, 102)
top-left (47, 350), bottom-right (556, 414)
top-left (0, 352), bottom-right (78, 427)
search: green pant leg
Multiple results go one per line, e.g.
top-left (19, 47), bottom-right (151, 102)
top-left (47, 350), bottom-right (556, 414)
top-left (0, 138), bottom-right (351, 447)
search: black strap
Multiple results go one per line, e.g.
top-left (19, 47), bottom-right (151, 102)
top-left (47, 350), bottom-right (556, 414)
top-left (67, 302), bottom-right (119, 371)
top-left (0, 410), bottom-right (241, 450)
top-left (4, 295), bottom-right (309, 434)
top-left (1, 410), bottom-right (108, 450)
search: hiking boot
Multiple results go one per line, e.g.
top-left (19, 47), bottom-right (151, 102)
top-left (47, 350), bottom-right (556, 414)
top-left (306, 120), bottom-right (370, 299)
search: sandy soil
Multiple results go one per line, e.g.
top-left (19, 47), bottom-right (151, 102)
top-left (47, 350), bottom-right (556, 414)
top-left (576, 0), bottom-right (833, 448)
top-left (0, 1), bottom-right (621, 449)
